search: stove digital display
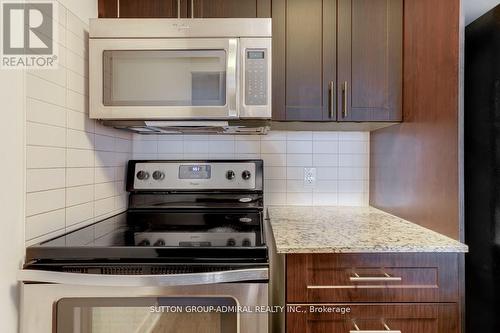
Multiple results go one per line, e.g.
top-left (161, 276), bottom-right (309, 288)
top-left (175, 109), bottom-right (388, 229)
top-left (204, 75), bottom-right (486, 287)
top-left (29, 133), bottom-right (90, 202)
top-left (179, 165), bottom-right (211, 179)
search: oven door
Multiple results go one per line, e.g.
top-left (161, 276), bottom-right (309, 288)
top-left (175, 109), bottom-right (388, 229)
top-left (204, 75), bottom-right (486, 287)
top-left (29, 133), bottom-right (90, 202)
top-left (89, 38), bottom-right (238, 120)
top-left (19, 269), bottom-right (268, 333)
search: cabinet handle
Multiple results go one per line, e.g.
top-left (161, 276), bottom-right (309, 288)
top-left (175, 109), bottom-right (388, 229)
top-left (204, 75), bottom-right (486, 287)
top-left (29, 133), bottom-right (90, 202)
top-left (342, 81), bottom-right (348, 118)
top-left (351, 321), bottom-right (401, 333)
top-left (191, 0), bottom-right (194, 18)
top-left (329, 81), bottom-right (335, 118)
top-left (349, 272), bottom-right (402, 282)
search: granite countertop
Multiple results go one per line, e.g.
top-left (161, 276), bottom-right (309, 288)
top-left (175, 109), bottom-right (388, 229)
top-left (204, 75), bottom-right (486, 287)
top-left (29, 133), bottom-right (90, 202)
top-left (266, 206), bottom-right (468, 253)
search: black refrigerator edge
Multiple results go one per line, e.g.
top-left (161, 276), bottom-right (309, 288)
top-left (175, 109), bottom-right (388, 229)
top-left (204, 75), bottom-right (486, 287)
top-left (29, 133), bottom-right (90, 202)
top-left (465, 4), bottom-right (500, 333)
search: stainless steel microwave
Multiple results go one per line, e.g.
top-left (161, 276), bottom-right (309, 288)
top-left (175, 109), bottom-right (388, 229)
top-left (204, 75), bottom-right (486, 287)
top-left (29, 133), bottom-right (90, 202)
top-left (89, 19), bottom-right (272, 122)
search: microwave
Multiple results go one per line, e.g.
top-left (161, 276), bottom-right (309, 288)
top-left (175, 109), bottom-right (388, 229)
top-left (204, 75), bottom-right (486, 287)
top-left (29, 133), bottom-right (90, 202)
top-left (89, 19), bottom-right (272, 128)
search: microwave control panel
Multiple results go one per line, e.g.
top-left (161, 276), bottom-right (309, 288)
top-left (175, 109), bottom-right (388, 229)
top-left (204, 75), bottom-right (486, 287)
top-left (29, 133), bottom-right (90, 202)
top-left (244, 49), bottom-right (268, 106)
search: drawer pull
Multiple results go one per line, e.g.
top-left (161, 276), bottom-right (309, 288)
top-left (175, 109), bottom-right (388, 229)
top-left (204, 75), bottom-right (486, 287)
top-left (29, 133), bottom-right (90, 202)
top-left (350, 321), bottom-right (401, 333)
top-left (349, 272), bottom-right (402, 282)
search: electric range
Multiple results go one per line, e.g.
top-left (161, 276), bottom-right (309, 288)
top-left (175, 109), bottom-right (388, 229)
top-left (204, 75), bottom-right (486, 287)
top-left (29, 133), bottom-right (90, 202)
top-left (24, 160), bottom-right (268, 274)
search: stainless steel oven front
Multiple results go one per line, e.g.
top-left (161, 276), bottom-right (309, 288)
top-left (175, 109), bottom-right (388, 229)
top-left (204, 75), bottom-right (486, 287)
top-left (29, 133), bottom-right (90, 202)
top-left (89, 19), bottom-right (272, 121)
top-left (19, 269), bottom-right (268, 333)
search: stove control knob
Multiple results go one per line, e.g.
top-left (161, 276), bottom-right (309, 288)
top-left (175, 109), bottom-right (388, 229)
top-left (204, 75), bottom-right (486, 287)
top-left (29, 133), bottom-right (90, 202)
top-left (154, 239), bottom-right (165, 246)
top-left (226, 170), bottom-right (236, 180)
top-left (242, 239), bottom-right (251, 247)
top-left (226, 238), bottom-right (236, 247)
top-left (136, 170), bottom-right (149, 180)
top-left (138, 239), bottom-right (150, 246)
top-left (152, 171), bottom-right (165, 180)
top-left (242, 170), bottom-right (252, 180)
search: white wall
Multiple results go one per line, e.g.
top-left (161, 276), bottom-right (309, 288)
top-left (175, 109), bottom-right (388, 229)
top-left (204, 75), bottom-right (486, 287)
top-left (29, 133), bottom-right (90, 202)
top-left (464, 0), bottom-right (500, 25)
top-left (0, 63), bottom-right (25, 333)
top-left (133, 131), bottom-right (370, 206)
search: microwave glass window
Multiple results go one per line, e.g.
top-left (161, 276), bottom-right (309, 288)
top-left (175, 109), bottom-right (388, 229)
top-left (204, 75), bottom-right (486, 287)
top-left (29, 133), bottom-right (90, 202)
top-left (102, 50), bottom-right (227, 107)
top-left (56, 297), bottom-right (238, 333)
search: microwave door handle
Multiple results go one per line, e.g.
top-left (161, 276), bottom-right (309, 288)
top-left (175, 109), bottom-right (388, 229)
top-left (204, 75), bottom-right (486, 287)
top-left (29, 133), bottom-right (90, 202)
top-left (227, 39), bottom-right (238, 118)
top-left (18, 268), bottom-right (268, 287)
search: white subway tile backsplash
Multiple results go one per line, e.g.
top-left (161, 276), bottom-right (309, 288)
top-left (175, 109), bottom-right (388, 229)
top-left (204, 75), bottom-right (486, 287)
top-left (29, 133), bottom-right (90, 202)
top-left (95, 134), bottom-right (115, 152)
top-left (208, 140), bottom-right (234, 154)
top-left (264, 167), bottom-right (287, 180)
top-left (287, 192), bottom-right (313, 205)
top-left (27, 146), bottom-right (66, 169)
top-left (261, 154), bottom-right (286, 167)
top-left (339, 141), bottom-right (369, 154)
top-left (66, 202), bottom-right (94, 226)
top-left (265, 192), bottom-right (287, 205)
top-left (287, 131), bottom-right (313, 141)
top-left (313, 141), bottom-right (339, 154)
top-left (24, 4), bottom-right (131, 244)
top-left (261, 140), bottom-right (286, 154)
top-left (286, 180), bottom-right (312, 193)
top-left (313, 154), bottom-right (339, 167)
top-left (266, 180), bottom-right (287, 193)
top-left (338, 192), bottom-right (366, 206)
top-left (67, 129), bottom-right (94, 149)
top-left (26, 189), bottom-right (66, 216)
top-left (313, 193), bottom-right (338, 206)
top-left (27, 122), bottom-right (66, 148)
top-left (287, 141), bottom-right (312, 154)
top-left (95, 182), bottom-right (116, 200)
top-left (66, 90), bottom-right (87, 113)
top-left (67, 109), bottom-right (94, 132)
top-left (338, 132), bottom-right (369, 141)
top-left (285, 167), bottom-right (303, 180)
top-left (132, 131), bottom-right (369, 207)
top-left (66, 167), bottom-right (94, 187)
top-left (338, 154), bottom-right (368, 167)
top-left (235, 141), bottom-right (260, 154)
top-left (94, 197), bottom-right (115, 217)
top-left (26, 74), bottom-right (66, 107)
top-left (27, 169), bottom-right (66, 192)
top-left (66, 149), bottom-right (94, 168)
top-left (26, 209), bottom-right (66, 240)
top-left (94, 167), bottom-right (115, 184)
top-left (287, 154), bottom-right (312, 167)
top-left (158, 141), bottom-right (183, 154)
top-left (313, 131), bottom-right (339, 141)
top-left (66, 185), bottom-right (94, 206)
top-left (26, 98), bottom-right (66, 127)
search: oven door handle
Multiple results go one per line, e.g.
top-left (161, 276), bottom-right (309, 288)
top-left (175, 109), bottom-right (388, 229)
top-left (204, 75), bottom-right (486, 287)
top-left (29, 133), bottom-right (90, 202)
top-left (18, 268), bottom-right (269, 287)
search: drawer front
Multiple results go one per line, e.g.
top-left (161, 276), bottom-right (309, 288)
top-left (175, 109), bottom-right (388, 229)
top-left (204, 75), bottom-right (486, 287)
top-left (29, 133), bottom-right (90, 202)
top-left (287, 303), bottom-right (459, 333)
top-left (286, 253), bottom-right (459, 303)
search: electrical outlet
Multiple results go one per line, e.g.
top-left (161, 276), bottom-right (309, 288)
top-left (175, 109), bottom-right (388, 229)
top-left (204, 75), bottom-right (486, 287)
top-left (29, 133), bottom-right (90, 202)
top-left (303, 168), bottom-right (316, 187)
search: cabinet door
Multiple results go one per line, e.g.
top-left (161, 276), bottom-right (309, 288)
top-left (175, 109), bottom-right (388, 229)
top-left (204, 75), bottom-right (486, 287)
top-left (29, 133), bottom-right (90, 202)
top-left (191, 0), bottom-right (271, 18)
top-left (98, 0), bottom-right (186, 18)
top-left (337, 0), bottom-right (403, 121)
top-left (273, 0), bottom-right (336, 121)
top-left (287, 303), bottom-right (459, 333)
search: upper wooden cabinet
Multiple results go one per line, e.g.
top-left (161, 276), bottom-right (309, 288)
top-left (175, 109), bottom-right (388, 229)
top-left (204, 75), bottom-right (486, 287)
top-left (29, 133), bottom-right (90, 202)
top-left (337, 0), bottom-right (403, 122)
top-left (273, 0), bottom-right (403, 121)
top-left (272, 0), bottom-right (335, 121)
top-left (98, 0), bottom-right (270, 18)
top-left (191, 0), bottom-right (271, 18)
top-left (99, 0), bottom-right (183, 18)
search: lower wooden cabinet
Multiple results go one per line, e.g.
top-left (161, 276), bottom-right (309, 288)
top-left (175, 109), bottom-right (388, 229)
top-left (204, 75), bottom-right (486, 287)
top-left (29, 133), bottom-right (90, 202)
top-left (287, 303), bottom-right (459, 333)
top-left (284, 253), bottom-right (462, 333)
